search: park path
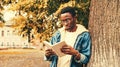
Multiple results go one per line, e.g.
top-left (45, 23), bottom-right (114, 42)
top-left (0, 49), bottom-right (50, 67)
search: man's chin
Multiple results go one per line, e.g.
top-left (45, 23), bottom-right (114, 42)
top-left (65, 27), bottom-right (71, 30)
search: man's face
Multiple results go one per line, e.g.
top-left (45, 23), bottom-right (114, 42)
top-left (60, 12), bottom-right (76, 31)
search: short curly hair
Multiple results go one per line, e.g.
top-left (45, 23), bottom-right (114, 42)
top-left (60, 6), bottom-right (76, 17)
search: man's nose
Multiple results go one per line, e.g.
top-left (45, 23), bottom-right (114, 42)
top-left (64, 22), bottom-right (68, 26)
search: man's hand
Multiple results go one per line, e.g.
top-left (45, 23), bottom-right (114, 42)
top-left (61, 45), bottom-right (80, 60)
top-left (45, 49), bottom-right (56, 58)
top-left (61, 45), bottom-right (77, 55)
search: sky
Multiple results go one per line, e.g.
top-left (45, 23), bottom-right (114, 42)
top-left (2, 5), bottom-right (16, 25)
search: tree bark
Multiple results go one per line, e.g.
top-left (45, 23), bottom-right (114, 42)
top-left (88, 0), bottom-right (120, 67)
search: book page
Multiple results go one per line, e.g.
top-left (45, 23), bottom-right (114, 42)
top-left (43, 41), bottom-right (53, 49)
top-left (43, 41), bottom-right (66, 57)
top-left (52, 41), bottom-right (66, 57)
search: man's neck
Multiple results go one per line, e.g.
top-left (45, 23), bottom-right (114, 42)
top-left (66, 25), bottom-right (77, 32)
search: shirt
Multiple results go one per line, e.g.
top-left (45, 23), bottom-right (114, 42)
top-left (57, 24), bottom-right (88, 67)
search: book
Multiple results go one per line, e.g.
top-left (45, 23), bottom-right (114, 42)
top-left (43, 41), bottom-right (66, 57)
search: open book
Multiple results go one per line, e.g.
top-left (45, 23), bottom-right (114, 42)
top-left (43, 41), bottom-right (66, 57)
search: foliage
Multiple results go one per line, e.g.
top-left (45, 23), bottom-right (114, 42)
top-left (0, 13), bottom-right (5, 23)
top-left (1, 0), bottom-right (90, 42)
top-left (0, 1), bottom-right (5, 24)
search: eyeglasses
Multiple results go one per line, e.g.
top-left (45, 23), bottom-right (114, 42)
top-left (61, 18), bottom-right (72, 23)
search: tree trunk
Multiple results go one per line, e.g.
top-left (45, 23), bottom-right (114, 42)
top-left (88, 0), bottom-right (120, 67)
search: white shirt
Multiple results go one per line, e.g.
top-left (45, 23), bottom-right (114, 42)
top-left (57, 24), bottom-right (88, 67)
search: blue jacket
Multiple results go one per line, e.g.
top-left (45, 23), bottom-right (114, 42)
top-left (46, 31), bottom-right (91, 67)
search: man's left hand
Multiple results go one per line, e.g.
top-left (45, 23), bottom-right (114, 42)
top-left (61, 45), bottom-right (78, 56)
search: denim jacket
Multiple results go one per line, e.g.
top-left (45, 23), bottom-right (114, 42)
top-left (45, 30), bottom-right (91, 67)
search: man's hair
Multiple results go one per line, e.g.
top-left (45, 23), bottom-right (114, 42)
top-left (60, 6), bottom-right (76, 17)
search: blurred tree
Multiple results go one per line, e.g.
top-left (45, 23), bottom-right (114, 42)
top-left (1, 0), bottom-right (90, 42)
top-left (88, 0), bottom-right (120, 67)
top-left (0, 1), bottom-right (5, 27)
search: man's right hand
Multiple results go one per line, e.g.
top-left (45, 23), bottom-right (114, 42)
top-left (45, 49), bottom-right (56, 58)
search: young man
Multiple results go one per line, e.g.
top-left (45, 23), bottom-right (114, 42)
top-left (45, 6), bottom-right (91, 67)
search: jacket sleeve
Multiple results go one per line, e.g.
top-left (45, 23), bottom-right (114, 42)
top-left (74, 32), bottom-right (91, 64)
top-left (50, 31), bottom-right (61, 45)
top-left (44, 31), bottom-right (60, 61)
